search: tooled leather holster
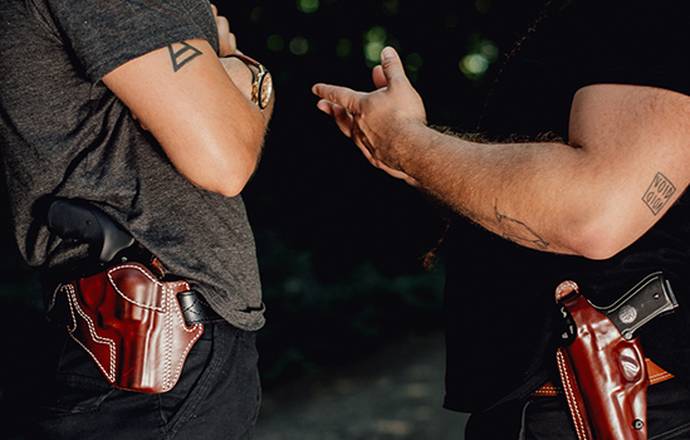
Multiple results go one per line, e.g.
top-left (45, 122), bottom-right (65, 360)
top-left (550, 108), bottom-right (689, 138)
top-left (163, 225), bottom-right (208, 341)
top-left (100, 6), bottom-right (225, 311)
top-left (553, 276), bottom-right (678, 440)
top-left (56, 262), bottom-right (204, 394)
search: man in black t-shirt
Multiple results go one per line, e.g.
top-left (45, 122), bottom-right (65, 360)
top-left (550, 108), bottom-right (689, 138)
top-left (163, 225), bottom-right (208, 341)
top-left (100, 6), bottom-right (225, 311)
top-left (314, 0), bottom-right (690, 437)
top-left (0, 1), bottom-right (273, 438)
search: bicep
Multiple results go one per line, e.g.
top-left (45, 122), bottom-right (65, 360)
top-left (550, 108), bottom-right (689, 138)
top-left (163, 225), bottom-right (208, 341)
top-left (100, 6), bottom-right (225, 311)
top-left (102, 39), bottom-right (262, 195)
top-left (569, 84), bottom-right (690, 253)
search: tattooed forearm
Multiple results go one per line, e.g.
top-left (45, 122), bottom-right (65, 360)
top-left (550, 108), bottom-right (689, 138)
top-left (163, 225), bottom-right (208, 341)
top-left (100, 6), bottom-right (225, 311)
top-left (642, 172), bottom-right (676, 215)
top-left (494, 200), bottom-right (550, 249)
top-left (167, 41), bottom-right (203, 72)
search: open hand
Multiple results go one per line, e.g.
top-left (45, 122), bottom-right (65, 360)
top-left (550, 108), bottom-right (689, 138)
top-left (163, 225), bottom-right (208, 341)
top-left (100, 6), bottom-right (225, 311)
top-left (312, 47), bottom-right (427, 186)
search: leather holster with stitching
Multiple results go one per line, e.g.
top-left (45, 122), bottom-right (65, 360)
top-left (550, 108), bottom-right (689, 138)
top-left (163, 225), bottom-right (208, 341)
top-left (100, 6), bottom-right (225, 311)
top-left (555, 281), bottom-right (649, 440)
top-left (55, 262), bottom-right (204, 394)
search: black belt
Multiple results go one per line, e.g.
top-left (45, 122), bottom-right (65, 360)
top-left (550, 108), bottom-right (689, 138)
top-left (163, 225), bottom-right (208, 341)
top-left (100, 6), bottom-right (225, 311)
top-left (178, 290), bottom-right (224, 325)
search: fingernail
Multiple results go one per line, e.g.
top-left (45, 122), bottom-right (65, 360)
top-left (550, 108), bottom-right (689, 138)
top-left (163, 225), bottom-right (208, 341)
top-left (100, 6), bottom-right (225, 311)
top-left (382, 46), bottom-right (394, 61)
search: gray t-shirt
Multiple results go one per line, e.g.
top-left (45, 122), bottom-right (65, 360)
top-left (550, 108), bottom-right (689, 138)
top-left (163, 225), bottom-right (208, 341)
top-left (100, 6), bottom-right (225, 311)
top-left (0, 0), bottom-right (265, 331)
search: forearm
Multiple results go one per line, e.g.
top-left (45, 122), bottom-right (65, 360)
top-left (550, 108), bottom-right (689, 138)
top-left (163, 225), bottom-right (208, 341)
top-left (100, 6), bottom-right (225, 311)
top-left (218, 56), bottom-right (273, 182)
top-left (221, 56), bottom-right (273, 127)
top-left (313, 50), bottom-right (690, 259)
top-left (398, 126), bottom-right (618, 257)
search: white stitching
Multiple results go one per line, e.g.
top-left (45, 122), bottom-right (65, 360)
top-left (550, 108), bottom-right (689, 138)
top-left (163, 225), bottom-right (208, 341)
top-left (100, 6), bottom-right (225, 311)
top-left (650, 372), bottom-right (674, 383)
top-left (167, 326), bottom-right (202, 392)
top-left (557, 350), bottom-right (589, 440)
top-left (62, 271), bottom-right (200, 392)
top-left (163, 286), bottom-right (173, 390)
top-left (557, 351), bottom-right (586, 440)
top-left (64, 284), bottom-right (78, 334)
top-left (64, 284), bottom-right (117, 383)
top-left (107, 264), bottom-right (166, 312)
top-left (166, 287), bottom-right (203, 391)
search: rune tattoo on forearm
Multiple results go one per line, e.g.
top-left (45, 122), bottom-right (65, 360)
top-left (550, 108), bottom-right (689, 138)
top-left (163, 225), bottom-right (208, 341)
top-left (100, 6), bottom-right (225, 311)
top-left (168, 41), bottom-right (203, 72)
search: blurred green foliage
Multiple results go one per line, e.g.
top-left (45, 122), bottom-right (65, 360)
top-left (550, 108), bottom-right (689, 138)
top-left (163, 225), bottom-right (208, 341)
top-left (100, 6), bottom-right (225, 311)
top-left (256, 233), bottom-right (444, 386)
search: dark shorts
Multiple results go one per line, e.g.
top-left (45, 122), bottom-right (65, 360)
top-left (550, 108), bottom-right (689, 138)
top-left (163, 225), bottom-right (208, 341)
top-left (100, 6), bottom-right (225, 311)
top-left (32, 321), bottom-right (261, 440)
top-left (466, 379), bottom-right (690, 439)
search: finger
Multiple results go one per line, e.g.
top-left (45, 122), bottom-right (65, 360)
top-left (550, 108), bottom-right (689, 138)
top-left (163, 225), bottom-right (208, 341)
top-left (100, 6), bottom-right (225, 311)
top-left (351, 120), bottom-right (377, 163)
top-left (210, 3), bottom-right (218, 16)
top-left (227, 33), bottom-right (237, 54)
top-left (380, 46), bottom-right (410, 88)
top-left (216, 15), bottom-right (230, 36)
top-left (316, 99), bottom-right (334, 116)
top-left (317, 100), bottom-right (354, 138)
top-left (332, 104), bottom-right (355, 138)
top-left (371, 65), bottom-right (387, 90)
top-left (216, 17), bottom-right (234, 56)
top-left (312, 83), bottom-right (362, 114)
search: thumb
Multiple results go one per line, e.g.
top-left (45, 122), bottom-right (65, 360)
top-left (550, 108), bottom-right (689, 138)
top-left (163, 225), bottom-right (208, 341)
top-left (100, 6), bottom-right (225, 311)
top-left (380, 47), bottom-right (408, 88)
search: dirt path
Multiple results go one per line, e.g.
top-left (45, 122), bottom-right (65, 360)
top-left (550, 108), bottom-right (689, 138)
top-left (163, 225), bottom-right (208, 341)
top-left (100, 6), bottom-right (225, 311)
top-left (254, 333), bottom-right (468, 440)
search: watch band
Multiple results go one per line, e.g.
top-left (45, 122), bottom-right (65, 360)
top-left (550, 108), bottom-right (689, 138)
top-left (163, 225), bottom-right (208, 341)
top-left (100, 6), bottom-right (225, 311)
top-left (225, 53), bottom-right (273, 110)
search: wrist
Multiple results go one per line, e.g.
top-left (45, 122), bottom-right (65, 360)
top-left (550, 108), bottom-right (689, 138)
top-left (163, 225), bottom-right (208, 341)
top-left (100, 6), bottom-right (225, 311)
top-left (224, 54), bottom-right (273, 110)
top-left (220, 57), bottom-right (253, 100)
top-left (393, 120), bottom-right (431, 175)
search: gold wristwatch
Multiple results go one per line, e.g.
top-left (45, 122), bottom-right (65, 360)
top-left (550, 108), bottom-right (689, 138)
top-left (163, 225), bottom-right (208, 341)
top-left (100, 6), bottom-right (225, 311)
top-left (226, 53), bottom-right (273, 110)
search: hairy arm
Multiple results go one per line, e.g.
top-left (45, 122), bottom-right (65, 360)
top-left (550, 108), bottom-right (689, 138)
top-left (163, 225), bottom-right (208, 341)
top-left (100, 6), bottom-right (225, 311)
top-left (103, 39), bottom-right (271, 197)
top-left (314, 48), bottom-right (690, 259)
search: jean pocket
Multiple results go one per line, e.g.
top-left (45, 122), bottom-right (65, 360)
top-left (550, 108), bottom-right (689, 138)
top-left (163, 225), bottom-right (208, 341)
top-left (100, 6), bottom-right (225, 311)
top-left (39, 373), bottom-right (115, 415)
top-left (158, 324), bottom-right (215, 427)
top-left (39, 336), bottom-right (115, 416)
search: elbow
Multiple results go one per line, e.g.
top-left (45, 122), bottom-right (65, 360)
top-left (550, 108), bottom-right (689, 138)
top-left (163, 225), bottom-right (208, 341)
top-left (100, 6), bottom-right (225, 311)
top-left (208, 176), bottom-right (248, 198)
top-left (178, 118), bottom-right (265, 197)
top-left (567, 214), bottom-right (631, 261)
top-left (572, 233), bottom-right (622, 261)
top-left (206, 153), bottom-right (258, 197)
top-left (207, 120), bottom-right (265, 197)
top-left (193, 140), bottom-right (261, 198)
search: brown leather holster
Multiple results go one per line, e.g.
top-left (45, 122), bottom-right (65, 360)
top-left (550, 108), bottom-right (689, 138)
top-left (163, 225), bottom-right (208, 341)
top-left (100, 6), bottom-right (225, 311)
top-left (55, 262), bottom-right (204, 394)
top-left (555, 281), bottom-right (648, 440)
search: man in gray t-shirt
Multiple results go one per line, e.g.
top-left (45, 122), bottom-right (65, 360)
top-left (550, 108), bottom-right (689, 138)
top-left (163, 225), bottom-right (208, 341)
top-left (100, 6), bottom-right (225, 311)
top-left (0, 1), bottom-right (273, 438)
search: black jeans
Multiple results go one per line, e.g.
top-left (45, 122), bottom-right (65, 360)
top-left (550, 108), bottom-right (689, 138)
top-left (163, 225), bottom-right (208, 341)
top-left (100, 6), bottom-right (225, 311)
top-left (31, 321), bottom-right (261, 440)
top-left (466, 380), bottom-right (690, 439)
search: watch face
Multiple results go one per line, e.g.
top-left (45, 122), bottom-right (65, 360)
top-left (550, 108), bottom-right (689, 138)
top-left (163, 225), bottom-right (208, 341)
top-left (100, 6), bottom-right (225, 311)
top-left (258, 72), bottom-right (273, 109)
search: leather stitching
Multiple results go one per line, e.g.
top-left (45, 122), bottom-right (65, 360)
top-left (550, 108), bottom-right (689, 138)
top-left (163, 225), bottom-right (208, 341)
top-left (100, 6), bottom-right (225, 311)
top-left (64, 284), bottom-right (117, 383)
top-left (650, 372), bottom-right (674, 384)
top-left (557, 350), bottom-right (589, 440)
top-left (170, 300), bottom-right (203, 391)
top-left (107, 264), bottom-right (167, 312)
top-left (163, 286), bottom-right (173, 391)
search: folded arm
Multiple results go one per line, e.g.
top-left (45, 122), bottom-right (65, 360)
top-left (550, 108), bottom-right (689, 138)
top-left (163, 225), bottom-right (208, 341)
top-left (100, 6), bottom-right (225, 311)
top-left (103, 38), bottom-right (272, 197)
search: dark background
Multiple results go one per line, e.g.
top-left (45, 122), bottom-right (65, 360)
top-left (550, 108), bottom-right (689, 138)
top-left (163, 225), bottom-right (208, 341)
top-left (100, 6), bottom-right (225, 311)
top-left (0, 0), bottom-right (547, 437)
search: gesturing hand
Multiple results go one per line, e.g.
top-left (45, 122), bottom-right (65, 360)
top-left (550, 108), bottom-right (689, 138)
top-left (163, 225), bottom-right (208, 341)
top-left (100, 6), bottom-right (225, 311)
top-left (312, 47), bottom-right (427, 186)
top-left (211, 3), bottom-right (237, 56)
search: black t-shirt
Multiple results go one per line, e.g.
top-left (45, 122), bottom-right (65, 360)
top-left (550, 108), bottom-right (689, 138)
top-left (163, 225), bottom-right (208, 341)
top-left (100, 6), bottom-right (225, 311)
top-left (444, 0), bottom-right (690, 412)
top-left (0, 0), bottom-right (265, 330)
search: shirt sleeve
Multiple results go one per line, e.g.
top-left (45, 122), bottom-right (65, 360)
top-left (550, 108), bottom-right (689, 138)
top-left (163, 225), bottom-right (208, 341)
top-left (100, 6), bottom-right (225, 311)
top-left (572, 0), bottom-right (689, 97)
top-left (44, 0), bottom-right (217, 82)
